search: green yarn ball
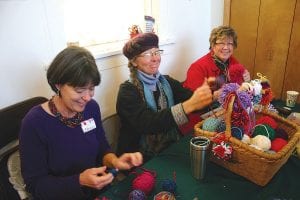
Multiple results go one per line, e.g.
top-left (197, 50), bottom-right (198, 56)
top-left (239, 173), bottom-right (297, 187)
top-left (202, 117), bottom-right (222, 132)
top-left (252, 124), bottom-right (275, 140)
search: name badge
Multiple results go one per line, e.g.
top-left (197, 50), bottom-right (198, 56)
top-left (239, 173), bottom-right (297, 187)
top-left (81, 118), bottom-right (96, 133)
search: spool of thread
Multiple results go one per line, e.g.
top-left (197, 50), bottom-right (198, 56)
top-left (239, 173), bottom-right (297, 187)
top-left (275, 128), bottom-right (289, 140)
top-left (161, 179), bottom-right (177, 194)
top-left (202, 117), bottom-right (222, 132)
top-left (256, 116), bottom-right (278, 129)
top-left (132, 171), bottom-right (155, 195)
top-left (271, 138), bottom-right (288, 152)
top-left (252, 124), bottom-right (275, 140)
top-left (231, 127), bottom-right (244, 140)
top-left (128, 189), bottom-right (146, 200)
top-left (250, 135), bottom-right (271, 151)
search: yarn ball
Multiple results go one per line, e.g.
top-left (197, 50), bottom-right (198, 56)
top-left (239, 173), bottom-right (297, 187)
top-left (251, 135), bottom-right (271, 151)
top-left (231, 127), bottom-right (244, 140)
top-left (241, 134), bottom-right (251, 144)
top-left (271, 138), bottom-right (288, 152)
top-left (216, 120), bottom-right (226, 133)
top-left (161, 179), bottom-right (177, 194)
top-left (256, 116), bottom-right (278, 129)
top-left (228, 64), bottom-right (245, 85)
top-left (132, 171), bottom-right (155, 195)
top-left (252, 124), bottom-right (275, 140)
top-left (275, 128), bottom-right (289, 140)
top-left (202, 117), bottom-right (222, 132)
top-left (129, 189), bottom-right (146, 200)
top-left (154, 191), bottom-right (176, 200)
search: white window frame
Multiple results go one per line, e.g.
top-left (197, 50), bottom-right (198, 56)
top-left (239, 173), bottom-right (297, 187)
top-left (63, 0), bottom-right (174, 59)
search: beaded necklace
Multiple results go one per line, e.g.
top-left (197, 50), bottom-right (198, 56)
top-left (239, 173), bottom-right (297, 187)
top-left (48, 96), bottom-right (83, 128)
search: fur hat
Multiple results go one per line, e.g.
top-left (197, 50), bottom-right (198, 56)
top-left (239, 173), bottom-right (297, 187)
top-left (123, 33), bottom-right (159, 60)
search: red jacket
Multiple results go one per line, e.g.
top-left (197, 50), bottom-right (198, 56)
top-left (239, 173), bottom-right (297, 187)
top-left (183, 52), bottom-right (244, 91)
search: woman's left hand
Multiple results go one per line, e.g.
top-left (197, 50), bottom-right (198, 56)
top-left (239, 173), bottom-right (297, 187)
top-left (113, 152), bottom-right (143, 170)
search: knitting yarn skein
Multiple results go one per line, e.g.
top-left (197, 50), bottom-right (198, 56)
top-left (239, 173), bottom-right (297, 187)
top-left (132, 171), bottom-right (155, 195)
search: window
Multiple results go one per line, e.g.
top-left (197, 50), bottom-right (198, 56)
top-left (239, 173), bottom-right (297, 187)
top-left (63, 0), bottom-right (171, 57)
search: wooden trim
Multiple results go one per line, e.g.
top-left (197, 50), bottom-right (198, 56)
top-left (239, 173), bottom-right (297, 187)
top-left (223, 0), bottom-right (231, 25)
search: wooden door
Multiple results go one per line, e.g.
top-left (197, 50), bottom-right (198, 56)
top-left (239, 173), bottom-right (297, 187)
top-left (225, 0), bottom-right (260, 77)
top-left (283, 0), bottom-right (300, 103)
top-left (254, 0), bottom-right (296, 99)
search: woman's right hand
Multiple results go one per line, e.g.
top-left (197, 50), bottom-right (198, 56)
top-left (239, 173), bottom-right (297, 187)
top-left (79, 166), bottom-right (114, 190)
top-left (182, 78), bottom-right (213, 114)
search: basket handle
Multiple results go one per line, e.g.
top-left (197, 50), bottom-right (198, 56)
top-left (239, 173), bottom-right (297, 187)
top-left (224, 95), bottom-right (236, 139)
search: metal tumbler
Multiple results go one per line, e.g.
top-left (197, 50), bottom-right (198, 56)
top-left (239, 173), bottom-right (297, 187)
top-left (190, 136), bottom-right (210, 180)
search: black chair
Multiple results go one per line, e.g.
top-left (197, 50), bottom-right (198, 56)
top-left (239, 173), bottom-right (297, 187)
top-left (0, 97), bottom-right (48, 200)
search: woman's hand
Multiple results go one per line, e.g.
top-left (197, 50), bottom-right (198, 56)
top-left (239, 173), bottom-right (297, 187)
top-left (182, 78), bottom-right (213, 114)
top-left (79, 166), bottom-right (113, 190)
top-left (112, 152), bottom-right (143, 170)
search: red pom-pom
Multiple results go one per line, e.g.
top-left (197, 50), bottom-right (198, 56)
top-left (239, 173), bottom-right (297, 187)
top-left (256, 116), bottom-right (278, 129)
top-left (132, 171), bottom-right (156, 195)
top-left (228, 64), bottom-right (245, 85)
top-left (271, 138), bottom-right (288, 152)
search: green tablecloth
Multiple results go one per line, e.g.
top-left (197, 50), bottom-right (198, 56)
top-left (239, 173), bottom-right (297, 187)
top-left (99, 135), bottom-right (300, 200)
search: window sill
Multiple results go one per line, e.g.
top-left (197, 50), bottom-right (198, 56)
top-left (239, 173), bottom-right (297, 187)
top-left (85, 36), bottom-right (175, 59)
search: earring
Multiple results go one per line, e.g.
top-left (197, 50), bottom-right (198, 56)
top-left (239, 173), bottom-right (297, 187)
top-left (56, 89), bottom-right (60, 96)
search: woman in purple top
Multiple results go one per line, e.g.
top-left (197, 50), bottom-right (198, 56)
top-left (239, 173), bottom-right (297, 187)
top-left (19, 46), bottom-right (143, 200)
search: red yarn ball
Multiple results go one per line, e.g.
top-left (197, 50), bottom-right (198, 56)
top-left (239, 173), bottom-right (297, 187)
top-left (256, 116), bottom-right (278, 129)
top-left (132, 171), bottom-right (156, 195)
top-left (271, 138), bottom-right (288, 152)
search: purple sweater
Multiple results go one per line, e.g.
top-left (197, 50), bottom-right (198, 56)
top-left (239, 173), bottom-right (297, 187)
top-left (19, 99), bottom-right (111, 200)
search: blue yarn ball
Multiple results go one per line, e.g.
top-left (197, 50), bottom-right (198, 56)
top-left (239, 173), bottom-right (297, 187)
top-left (216, 120), bottom-right (226, 133)
top-left (161, 179), bottom-right (177, 194)
top-left (129, 189), bottom-right (146, 200)
top-left (231, 127), bottom-right (244, 140)
top-left (202, 117), bottom-right (222, 132)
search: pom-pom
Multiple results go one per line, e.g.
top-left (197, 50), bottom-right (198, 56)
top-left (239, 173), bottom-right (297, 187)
top-left (228, 64), bottom-right (245, 85)
top-left (154, 191), bottom-right (176, 200)
top-left (129, 189), bottom-right (146, 200)
top-left (253, 124), bottom-right (275, 140)
top-left (251, 135), bottom-right (271, 151)
top-left (132, 171), bottom-right (156, 195)
top-left (231, 127), bottom-right (244, 140)
top-left (161, 179), bottom-right (177, 194)
top-left (271, 138), bottom-right (288, 152)
top-left (241, 134), bottom-right (251, 144)
top-left (256, 116), bottom-right (278, 129)
top-left (202, 117), bottom-right (222, 132)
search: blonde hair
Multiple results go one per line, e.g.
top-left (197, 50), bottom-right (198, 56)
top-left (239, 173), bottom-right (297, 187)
top-left (209, 25), bottom-right (238, 49)
top-left (128, 61), bottom-right (145, 102)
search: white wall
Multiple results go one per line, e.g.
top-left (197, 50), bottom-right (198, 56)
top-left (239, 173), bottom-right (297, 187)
top-left (0, 0), bottom-right (224, 118)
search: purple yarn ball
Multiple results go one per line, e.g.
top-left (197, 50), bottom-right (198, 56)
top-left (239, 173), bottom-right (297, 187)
top-left (129, 189), bottom-right (146, 200)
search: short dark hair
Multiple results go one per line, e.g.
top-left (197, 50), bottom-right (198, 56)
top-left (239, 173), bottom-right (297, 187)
top-left (209, 25), bottom-right (238, 49)
top-left (47, 46), bottom-right (101, 93)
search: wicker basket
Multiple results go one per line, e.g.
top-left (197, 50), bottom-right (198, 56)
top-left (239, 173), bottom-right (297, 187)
top-left (194, 96), bottom-right (300, 186)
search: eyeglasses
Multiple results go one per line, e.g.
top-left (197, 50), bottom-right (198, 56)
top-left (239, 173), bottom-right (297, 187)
top-left (138, 49), bottom-right (164, 58)
top-left (215, 42), bottom-right (234, 48)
